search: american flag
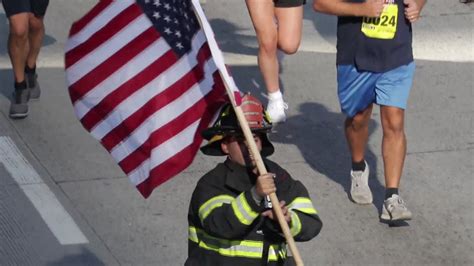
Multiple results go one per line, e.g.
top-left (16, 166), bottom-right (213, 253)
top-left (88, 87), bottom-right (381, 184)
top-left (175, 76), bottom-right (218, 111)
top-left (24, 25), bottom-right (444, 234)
top-left (65, 0), bottom-right (235, 198)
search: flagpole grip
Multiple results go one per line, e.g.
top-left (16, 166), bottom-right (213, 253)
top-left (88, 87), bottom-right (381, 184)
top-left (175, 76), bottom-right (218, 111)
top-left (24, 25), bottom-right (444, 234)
top-left (233, 106), bottom-right (304, 266)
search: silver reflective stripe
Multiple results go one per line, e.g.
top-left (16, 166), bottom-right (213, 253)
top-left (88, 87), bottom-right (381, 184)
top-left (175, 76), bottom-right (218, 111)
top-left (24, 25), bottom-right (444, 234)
top-left (231, 193), bottom-right (258, 225)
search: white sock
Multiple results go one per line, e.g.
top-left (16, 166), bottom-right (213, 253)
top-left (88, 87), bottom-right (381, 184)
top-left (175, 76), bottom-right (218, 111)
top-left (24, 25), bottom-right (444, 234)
top-left (268, 90), bottom-right (283, 101)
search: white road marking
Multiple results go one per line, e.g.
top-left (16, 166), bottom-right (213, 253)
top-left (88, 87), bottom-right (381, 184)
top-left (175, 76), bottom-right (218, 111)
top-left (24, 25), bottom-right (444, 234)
top-left (0, 136), bottom-right (88, 245)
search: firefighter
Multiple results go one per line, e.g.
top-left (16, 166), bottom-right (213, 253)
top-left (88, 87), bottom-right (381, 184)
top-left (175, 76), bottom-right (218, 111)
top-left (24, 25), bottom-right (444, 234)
top-left (185, 94), bottom-right (322, 265)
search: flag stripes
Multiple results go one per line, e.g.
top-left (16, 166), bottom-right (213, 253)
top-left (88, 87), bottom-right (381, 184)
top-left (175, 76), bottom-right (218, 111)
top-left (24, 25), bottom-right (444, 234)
top-left (66, 0), bottom-right (228, 198)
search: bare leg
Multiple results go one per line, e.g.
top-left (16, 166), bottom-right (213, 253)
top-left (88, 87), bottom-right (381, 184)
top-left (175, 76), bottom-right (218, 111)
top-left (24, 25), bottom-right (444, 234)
top-left (245, 0), bottom-right (279, 93)
top-left (345, 104), bottom-right (374, 162)
top-left (274, 6), bottom-right (303, 54)
top-left (7, 13), bottom-right (30, 83)
top-left (26, 13), bottom-right (45, 69)
top-left (380, 106), bottom-right (406, 188)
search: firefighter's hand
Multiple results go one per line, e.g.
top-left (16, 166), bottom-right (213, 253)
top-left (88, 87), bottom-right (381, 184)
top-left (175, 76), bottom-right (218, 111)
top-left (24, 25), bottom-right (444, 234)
top-left (262, 201), bottom-right (291, 224)
top-left (255, 173), bottom-right (276, 197)
top-left (362, 0), bottom-right (384, 18)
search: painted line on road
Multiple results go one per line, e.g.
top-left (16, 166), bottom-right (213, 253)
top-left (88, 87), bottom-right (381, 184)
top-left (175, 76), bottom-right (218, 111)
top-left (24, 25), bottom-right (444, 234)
top-left (0, 136), bottom-right (89, 245)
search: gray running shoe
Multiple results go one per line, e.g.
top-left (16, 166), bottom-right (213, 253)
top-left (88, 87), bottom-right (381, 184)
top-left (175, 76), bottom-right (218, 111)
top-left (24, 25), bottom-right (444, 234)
top-left (9, 88), bottom-right (30, 119)
top-left (381, 194), bottom-right (412, 221)
top-left (350, 161), bottom-right (373, 204)
top-left (27, 72), bottom-right (41, 100)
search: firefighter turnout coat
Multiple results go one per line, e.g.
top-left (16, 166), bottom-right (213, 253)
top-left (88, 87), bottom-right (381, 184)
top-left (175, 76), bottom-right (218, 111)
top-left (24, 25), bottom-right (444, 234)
top-left (185, 158), bottom-right (322, 265)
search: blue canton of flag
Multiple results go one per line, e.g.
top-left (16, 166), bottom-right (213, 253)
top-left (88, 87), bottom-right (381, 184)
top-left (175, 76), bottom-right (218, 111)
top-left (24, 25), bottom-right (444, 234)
top-left (137, 0), bottom-right (200, 57)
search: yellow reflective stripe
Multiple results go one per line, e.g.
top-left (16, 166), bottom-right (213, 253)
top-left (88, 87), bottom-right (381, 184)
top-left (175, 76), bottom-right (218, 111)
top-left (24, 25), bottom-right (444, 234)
top-left (289, 211), bottom-right (302, 237)
top-left (189, 226), bottom-right (199, 243)
top-left (231, 192), bottom-right (259, 225)
top-left (288, 197), bottom-right (318, 215)
top-left (268, 244), bottom-right (287, 261)
top-left (198, 195), bottom-right (234, 223)
top-left (188, 226), bottom-right (286, 261)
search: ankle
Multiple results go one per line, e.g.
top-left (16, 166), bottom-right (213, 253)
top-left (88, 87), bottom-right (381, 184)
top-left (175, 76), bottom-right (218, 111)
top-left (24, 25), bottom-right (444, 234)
top-left (268, 90), bottom-right (283, 101)
top-left (14, 81), bottom-right (27, 90)
top-left (351, 159), bottom-right (366, 171)
top-left (385, 188), bottom-right (399, 199)
top-left (25, 65), bottom-right (36, 74)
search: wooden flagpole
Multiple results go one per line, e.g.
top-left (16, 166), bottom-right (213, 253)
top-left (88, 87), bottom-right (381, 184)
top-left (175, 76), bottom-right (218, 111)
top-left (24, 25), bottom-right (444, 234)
top-left (191, 1), bottom-right (303, 265)
top-left (231, 102), bottom-right (304, 266)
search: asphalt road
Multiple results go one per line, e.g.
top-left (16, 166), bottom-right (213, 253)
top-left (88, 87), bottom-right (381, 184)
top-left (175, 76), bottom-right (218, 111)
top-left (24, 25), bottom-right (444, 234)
top-left (0, 0), bottom-right (472, 265)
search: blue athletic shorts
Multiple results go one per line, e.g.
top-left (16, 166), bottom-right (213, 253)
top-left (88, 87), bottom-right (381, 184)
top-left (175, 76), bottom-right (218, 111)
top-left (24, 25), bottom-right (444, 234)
top-left (337, 62), bottom-right (415, 118)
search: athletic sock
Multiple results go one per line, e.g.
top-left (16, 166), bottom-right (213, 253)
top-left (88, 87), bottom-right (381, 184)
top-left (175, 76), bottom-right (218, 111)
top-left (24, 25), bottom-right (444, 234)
top-left (268, 90), bottom-right (283, 101)
top-left (14, 81), bottom-right (27, 90)
top-left (25, 65), bottom-right (36, 74)
top-left (351, 160), bottom-right (366, 172)
top-left (385, 188), bottom-right (399, 200)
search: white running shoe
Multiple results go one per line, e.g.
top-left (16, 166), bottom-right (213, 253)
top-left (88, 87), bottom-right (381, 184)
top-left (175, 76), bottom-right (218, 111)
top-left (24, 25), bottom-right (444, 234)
top-left (381, 194), bottom-right (412, 221)
top-left (350, 161), bottom-right (373, 204)
top-left (266, 97), bottom-right (288, 123)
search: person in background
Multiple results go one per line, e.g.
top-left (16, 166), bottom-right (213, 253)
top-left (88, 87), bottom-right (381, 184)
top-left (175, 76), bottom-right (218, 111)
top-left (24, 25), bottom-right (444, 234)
top-left (245, 0), bottom-right (306, 123)
top-left (2, 0), bottom-right (49, 118)
top-left (313, 0), bottom-right (426, 221)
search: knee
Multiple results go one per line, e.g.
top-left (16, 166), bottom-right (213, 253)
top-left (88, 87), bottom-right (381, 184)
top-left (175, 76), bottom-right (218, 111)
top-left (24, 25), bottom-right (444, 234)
top-left (9, 24), bottom-right (29, 40)
top-left (346, 115), bottom-right (369, 131)
top-left (259, 35), bottom-right (278, 55)
top-left (382, 119), bottom-right (404, 137)
top-left (381, 109), bottom-right (405, 137)
top-left (278, 40), bottom-right (299, 55)
top-left (28, 16), bottom-right (44, 33)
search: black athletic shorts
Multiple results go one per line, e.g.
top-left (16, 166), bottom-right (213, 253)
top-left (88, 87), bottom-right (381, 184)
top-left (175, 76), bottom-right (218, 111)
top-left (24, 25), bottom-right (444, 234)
top-left (2, 0), bottom-right (49, 18)
top-left (274, 0), bottom-right (306, 8)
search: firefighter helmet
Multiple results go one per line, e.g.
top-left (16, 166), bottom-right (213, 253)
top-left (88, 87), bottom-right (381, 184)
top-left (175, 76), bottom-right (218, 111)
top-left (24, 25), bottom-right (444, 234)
top-left (200, 93), bottom-right (274, 156)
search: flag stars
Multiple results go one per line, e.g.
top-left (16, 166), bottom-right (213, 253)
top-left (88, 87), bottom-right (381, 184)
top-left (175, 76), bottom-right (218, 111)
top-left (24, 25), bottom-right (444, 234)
top-left (138, 0), bottom-right (199, 57)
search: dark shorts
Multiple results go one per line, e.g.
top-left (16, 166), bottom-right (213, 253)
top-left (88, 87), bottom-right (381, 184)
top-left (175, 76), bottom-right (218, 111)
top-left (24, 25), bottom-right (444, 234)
top-left (274, 0), bottom-right (306, 8)
top-left (2, 0), bottom-right (49, 18)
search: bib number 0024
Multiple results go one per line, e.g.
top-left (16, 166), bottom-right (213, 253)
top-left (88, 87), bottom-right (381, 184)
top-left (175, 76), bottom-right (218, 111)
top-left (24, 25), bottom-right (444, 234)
top-left (361, 4), bottom-right (398, 40)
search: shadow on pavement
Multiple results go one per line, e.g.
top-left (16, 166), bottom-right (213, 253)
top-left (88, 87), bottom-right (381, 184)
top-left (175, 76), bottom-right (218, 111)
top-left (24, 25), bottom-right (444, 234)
top-left (269, 102), bottom-right (387, 213)
top-left (0, 13), bottom-right (7, 55)
top-left (0, 69), bottom-right (13, 99)
top-left (210, 18), bottom-right (288, 96)
top-left (47, 247), bottom-right (105, 266)
top-left (210, 18), bottom-right (257, 57)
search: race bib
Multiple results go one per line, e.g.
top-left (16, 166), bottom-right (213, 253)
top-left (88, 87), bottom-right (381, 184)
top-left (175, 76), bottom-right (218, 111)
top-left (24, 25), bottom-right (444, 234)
top-left (361, 4), bottom-right (398, 39)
